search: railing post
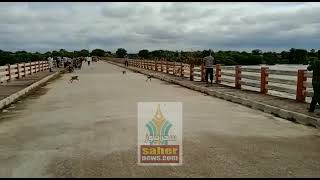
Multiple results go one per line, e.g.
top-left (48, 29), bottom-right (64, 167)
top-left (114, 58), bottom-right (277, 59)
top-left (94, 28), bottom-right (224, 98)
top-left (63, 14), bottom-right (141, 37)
top-left (173, 61), bottom-right (176, 76)
top-left (260, 67), bottom-right (269, 94)
top-left (160, 59), bottom-right (163, 72)
top-left (23, 63), bottom-right (26, 77)
top-left (16, 64), bottom-right (20, 79)
top-left (155, 59), bottom-right (157, 71)
top-left (235, 65), bottom-right (241, 89)
top-left (166, 60), bottom-right (169, 74)
top-left (7, 64), bottom-right (11, 82)
top-left (215, 64), bottom-right (221, 84)
top-left (38, 61), bottom-right (40, 72)
top-left (190, 64), bottom-right (194, 81)
top-left (201, 63), bottom-right (205, 81)
top-left (296, 69), bottom-right (307, 102)
top-left (180, 62), bottom-right (183, 77)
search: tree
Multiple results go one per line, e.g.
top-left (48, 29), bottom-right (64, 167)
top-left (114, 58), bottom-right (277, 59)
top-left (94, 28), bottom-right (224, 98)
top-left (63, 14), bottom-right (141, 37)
top-left (44, 51), bottom-right (52, 58)
top-left (52, 50), bottom-right (61, 57)
top-left (59, 49), bottom-right (68, 57)
top-left (138, 49), bottom-right (149, 59)
top-left (263, 52), bottom-right (278, 65)
top-left (252, 49), bottom-right (262, 55)
top-left (116, 48), bottom-right (127, 58)
top-left (91, 49), bottom-right (105, 57)
top-left (201, 50), bottom-right (211, 58)
top-left (295, 49), bottom-right (308, 64)
top-left (288, 48), bottom-right (295, 64)
top-left (80, 49), bottom-right (90, 57)
top-left (128, 54), bottom-right (139, 59)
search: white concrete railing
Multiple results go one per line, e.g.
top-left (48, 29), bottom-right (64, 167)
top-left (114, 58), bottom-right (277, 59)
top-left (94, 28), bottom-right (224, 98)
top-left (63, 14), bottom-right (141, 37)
top-left (112, 58), bottom-right (314, 103)
top-left (0, 61), bottom-right (49, 83)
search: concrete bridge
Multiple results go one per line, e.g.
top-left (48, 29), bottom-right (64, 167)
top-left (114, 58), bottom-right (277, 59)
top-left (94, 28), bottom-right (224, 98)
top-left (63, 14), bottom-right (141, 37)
top-left (0, 60), bottom-right (320, 178)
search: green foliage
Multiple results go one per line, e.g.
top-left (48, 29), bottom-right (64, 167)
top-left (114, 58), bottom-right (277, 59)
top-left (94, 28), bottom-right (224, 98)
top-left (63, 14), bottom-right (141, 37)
top-left (1, 47), bottom-right (319, 66)
top-left (0, 48), bottom-right (113, 66)
top-left (128, 54), bottom-right (139, 59)
top-left (80, 49), bottom-right (90, 57)
top-left (252, 49), bottom-right (262, 55)
top-left (91, 49), bottom-right (105, 57)
top-left (263, 52), bottom-right (278, 65)
top-left (138, 49), bottom-right (149, 59)
top-left (116, 48), bottom-right (127, 58)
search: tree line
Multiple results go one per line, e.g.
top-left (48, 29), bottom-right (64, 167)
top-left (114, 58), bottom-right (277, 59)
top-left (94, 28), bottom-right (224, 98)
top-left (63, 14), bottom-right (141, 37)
top-left (0, 49), bottom-right (112, 66)
top-left (1, 48), bottom-right (320, 66)
top-left (117, 48), bottom-right (320, 66)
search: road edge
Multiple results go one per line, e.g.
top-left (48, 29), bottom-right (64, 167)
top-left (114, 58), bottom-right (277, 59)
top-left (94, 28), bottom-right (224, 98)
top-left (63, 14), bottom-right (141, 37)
top-left (107, 60), bottom-right (320, 129)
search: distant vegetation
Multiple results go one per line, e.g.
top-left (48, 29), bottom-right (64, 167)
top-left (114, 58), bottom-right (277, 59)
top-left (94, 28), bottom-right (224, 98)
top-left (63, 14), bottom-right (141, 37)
top-left (1, 48), bottom-right (319, 66)
top-left (0, 49), bottom-right (112, 66)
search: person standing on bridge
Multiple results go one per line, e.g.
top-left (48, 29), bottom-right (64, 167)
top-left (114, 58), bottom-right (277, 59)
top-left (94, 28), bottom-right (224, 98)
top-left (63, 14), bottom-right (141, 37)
top-left (307, 59), bottom-right (320, 112)
top-left (63, 57), bottom-right (68, 68)
top-left (203, 49), bottom-right (215, 86)
top-left (124, 55), bottom-right (129, 67)
top-left (86, 56), bottom-right (92, 66)
top-left (56, 57), bottom-right (60, 68)
top-left (47, 56), bottom-right (54, 72)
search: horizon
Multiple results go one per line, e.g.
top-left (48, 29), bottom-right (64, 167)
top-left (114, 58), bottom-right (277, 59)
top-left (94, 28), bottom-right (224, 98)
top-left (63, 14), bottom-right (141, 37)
top-left (1, 2), bottom-right (320, 53)
top-left (1, 47), bottom-right (317, 55)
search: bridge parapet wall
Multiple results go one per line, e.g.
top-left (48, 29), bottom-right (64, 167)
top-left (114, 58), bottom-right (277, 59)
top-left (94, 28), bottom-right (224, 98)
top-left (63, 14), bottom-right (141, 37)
top-left (110, 58), bottom-right (313, 103)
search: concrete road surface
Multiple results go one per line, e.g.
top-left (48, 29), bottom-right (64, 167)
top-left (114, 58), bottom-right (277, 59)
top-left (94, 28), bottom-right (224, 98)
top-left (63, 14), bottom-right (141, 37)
top-left (0, 61), bottom-right (320, 178)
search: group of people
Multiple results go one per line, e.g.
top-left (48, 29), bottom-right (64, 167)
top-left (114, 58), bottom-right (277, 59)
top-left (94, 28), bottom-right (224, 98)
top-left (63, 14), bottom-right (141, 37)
top-left (47, 56), bottom-right (95, 72)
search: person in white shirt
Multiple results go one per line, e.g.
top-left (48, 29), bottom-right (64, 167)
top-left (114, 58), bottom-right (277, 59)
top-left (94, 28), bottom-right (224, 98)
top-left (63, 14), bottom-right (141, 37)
top-left (124, 55), bottom-right (129, 67)
top-left (47, 56), bottom-right (54, 72)
top-left (86, 56), bottom-right (92, 66)
top-left (63, 57), bottom-right (68, 68)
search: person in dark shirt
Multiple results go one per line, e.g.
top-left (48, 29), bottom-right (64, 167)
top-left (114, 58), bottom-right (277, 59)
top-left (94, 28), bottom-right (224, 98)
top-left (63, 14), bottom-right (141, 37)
top-left (202, 50), bottom-right (215, 86)
top-left (307, 59), bottom-right (320, 112)
top-left (56, 57), bottom-right (60, 68)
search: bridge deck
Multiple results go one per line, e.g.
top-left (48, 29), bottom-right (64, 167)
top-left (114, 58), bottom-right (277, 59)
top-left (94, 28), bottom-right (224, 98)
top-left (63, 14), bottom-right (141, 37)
top-left (0, 61), bottom-right (320, 178)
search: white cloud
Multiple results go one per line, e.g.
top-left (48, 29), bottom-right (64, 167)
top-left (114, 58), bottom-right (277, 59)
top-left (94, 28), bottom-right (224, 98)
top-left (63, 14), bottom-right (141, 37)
top-left (0, 2), bottom-right (319, 53)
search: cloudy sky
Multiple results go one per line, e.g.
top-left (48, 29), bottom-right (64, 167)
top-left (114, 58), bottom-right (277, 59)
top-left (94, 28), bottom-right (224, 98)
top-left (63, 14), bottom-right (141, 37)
top-left (1, 2), bottom-right (320, 53)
